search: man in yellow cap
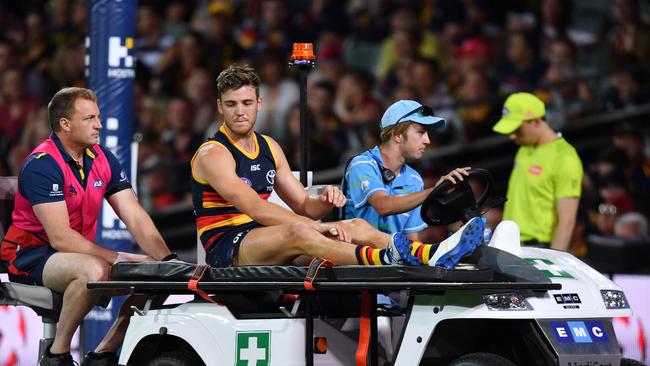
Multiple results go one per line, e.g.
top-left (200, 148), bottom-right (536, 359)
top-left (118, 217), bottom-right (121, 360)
top-left (493, 92), bottom-right (583, 251)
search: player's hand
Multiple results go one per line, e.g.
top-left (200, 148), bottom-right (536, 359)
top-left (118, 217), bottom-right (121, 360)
top-left (320, 185), bottom-right (346, 208)
top-left (113, 251), bottom-right (153, 264)
top-left (435, 167), bottom-right (471, 186)
top-left (314, 223), bottom-right (351, 243)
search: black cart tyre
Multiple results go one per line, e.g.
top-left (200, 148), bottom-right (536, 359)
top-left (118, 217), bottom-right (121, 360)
top-left (448, 352), bottom-right (517, 366)
top-left (145, 351), bottom-right (203, 366)
top-left (621, 358), bottom-right (647, 366)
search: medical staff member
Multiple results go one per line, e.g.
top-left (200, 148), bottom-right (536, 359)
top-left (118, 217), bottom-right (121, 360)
top-left (342, 99), bottom-right (470, 241)
top-left (493, 92), bottom-right (583, 251)
top-left (0, 87), bottom-right (175, 366)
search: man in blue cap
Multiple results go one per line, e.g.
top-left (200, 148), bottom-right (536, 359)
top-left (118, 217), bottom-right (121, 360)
top-left (341, 100), bottom-right (481, 263)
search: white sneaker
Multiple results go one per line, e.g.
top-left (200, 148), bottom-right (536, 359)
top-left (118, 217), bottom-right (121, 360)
top-left (429, 217), bottom-right (485, 269)
top-left (487, 220), bottom-right (521, 255)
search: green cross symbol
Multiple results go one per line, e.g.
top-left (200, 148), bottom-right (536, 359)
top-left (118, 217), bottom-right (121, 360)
top-left (236, 331), bottom-right (270, 366)
top-left (525, 258), bottom-right (574, 278)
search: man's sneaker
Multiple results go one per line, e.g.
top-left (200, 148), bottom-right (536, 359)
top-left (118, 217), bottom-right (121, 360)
top-left (39, 345), bottom-right (77, 366)
top-left (429, 217), bottom-right (485, 269)
top-left (81, 351), bottom-right (118, 366)
top-left (386, 232), bottom-right (421, 265)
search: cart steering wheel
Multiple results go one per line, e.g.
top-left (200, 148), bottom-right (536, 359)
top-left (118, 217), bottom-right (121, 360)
top-left (421, 168), bottom-right (495, 226)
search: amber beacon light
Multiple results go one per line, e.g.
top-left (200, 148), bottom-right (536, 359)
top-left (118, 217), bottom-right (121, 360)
top-left (290, 43), bottom-right (316, 65)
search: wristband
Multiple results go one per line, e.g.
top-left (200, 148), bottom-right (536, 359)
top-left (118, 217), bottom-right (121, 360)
top-left (161, 253), bottom-right (179, 261)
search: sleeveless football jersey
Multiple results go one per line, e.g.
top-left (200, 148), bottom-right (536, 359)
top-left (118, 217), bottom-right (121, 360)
top-left (191, 125), bottom-right (278, 252)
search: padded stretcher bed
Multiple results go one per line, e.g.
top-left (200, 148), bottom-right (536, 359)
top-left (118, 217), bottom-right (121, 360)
top-left (89, 246), bottom-right (560, 293)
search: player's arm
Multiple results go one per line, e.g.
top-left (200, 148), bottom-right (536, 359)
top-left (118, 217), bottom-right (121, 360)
top-left (267, 137), bottom-right (345, 219)
top-left (551, 197), bottom-right (579, 251)
top-left (33, 201), bottom-right (119, 263)
top-left (107, 189), bottom-right (171, 260)
top-left (368, 167), bottom-right (470, 216)
top-left (193, 142), bottom-right (313, 226)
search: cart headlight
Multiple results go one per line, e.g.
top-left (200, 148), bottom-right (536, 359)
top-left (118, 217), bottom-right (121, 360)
top-left (600, 290), bottom-right (629, 309)
top-left (483, 292), bottom-right (533, 311)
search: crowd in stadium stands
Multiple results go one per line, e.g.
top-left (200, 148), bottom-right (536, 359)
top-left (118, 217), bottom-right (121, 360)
top-left (0, 0), bottom-right (649, 257)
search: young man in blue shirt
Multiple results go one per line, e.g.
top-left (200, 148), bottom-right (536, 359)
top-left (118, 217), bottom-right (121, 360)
top-left (342, 100), bottom-right (484, 265)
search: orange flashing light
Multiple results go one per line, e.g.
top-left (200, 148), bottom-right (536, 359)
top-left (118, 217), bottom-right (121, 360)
top-left (290, 43), bottom-right (315, 61)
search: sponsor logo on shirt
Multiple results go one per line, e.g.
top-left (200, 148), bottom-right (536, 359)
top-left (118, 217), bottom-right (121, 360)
top-left (120, 170), bottom-right (128, 182)
top-left (241, 177), bottom-right (252, 186)
top-left (266, 170), bottom-right (276, 185)
top-left (528, 165), bottom-right (543, 175)
top-left (68, 185), bottom-right (77, 197)
top-left (361, 180), bottom-right (370, 192)
top-left (93, 179), bottom-right (104, 188)
top-left (49, 184), bottom-right (63, 197)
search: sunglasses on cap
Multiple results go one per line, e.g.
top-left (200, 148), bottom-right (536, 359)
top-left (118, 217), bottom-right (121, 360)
top-left (394, 105), bottom-right (434, 125)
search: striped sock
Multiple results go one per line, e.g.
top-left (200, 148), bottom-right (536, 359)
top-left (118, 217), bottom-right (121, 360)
top-left (355, 245), bottom-right (390, 265)
top-left (410, 241), bottom-right (439, 265)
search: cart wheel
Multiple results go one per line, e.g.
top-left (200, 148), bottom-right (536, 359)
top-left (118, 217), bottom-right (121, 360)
top-left (621, 358), bottom-right (647, 366)
top-left (448, 352), bottom-right (516, 366)
top-left (145, 351), bottom-right (204, 366)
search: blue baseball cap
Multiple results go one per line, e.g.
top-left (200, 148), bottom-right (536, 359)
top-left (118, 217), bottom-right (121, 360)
top-left (380, 100), bottom-right (445, 130)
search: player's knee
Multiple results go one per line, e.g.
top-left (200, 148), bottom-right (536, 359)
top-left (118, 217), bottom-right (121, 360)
top-left (83, 259), bottom-right (111, 282)
top-left (288, 222), bottom-right (316, 243)
top-left (346, 218), bottom-right (369, 230)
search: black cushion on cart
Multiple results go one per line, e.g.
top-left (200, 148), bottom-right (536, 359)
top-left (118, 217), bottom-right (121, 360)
top-left (110, 246), bottom-right (550, 284)
top-left (111, 261), bottom-right (494, 282)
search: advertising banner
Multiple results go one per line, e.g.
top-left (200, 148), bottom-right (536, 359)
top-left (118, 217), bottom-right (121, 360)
top-left (84, 0), bottom-right (137, 354)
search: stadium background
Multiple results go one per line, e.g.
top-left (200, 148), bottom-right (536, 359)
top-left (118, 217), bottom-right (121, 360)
top-left (0, 0), bottom-right (649, 364)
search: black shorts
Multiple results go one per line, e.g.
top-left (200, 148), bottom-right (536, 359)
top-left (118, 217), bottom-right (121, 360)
top-left (204, 221), bottom-right (263, 267)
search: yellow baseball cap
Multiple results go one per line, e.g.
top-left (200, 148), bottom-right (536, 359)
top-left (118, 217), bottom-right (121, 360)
top-left (492, 92), bottom-right (545, 134)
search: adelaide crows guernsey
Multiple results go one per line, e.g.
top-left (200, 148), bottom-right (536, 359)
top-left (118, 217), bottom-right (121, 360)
top-left (191, 124), bottom-right (278, 251)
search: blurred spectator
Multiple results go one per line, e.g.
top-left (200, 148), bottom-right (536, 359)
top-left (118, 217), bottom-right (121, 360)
top-left (598, 170), bottom-right (636, 215)
top-left (158, 30), bottom-right (208, 96)
top-left (284, 104), bottom-right (340, 171)
top-left (49, 39), bottom-right (85, 90)
top-left (183, 68), bottom-right (217, 136)
top-left (241, 0), bottom-right (296, 55)
top-left (609, 0), bottom-right (650, 65)
top-left (538, 64), bottom-right (591, 129)
top-left (411, 57), bottom-right (461, 144)
top-left (596, 202), bottom-right (619, 236)
top-left (334, 69), bottom-right (382, 127)
top-left (0, 68), bottom-right (40, 144)
top-left (499, 31), bottom-right (546, 94)
top-left (306, 80), bottom-right (348, 165)
top-left (603, 65), bottom-right (650, 111)
top-left (8, 105), bottom-right (49, 173)
top-left (612, 123), bottom-right (650, 217)
top-left (614, 212), bottom-right (649, 238)
top-left (136, 3), bottom-right (175, 72)
top-left (546, 37), bottom-right (577, 68)
top-left (310, 43), bottom-right (345, 86)
top-left (160, 97), bottom-right (204, 199)
top-left (255, 48), bottom-right (299, 141)
top-left (457, 68), bottom-right (500, 140)
top-left (376, 7), bottom-right (443, 81)
top-left (203, 0), bottom-right (244, 73)
top-left (294, 0), bottom-right (348, 41)
top-left (164, 1), bottom-right (191, 41)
